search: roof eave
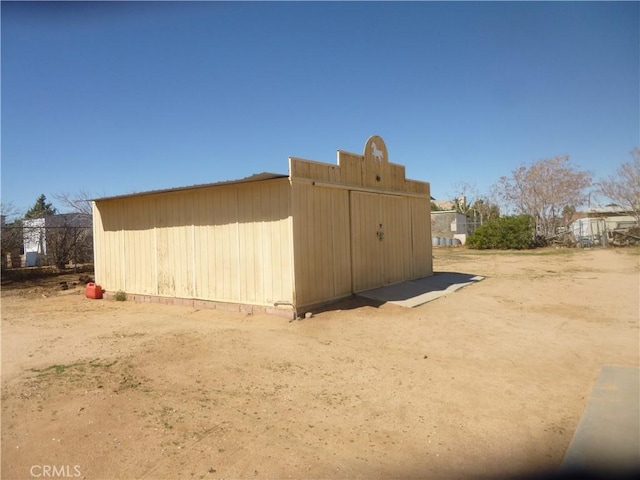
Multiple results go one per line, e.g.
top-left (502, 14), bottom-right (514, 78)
top-left (92, 172), bottom-right (288, 202)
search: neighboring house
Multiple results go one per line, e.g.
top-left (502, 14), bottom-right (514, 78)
top-left (92, 136), bottom-right (433, 318)
top-left (569, 205), bottom-right (638, 246)
top-left (23, 213), bottom-right (93, 267)
top-left (432, 196), bottom-right (467, 212)
top-left (431, 210), bottom-right (469, 245)
top-left (432, 199), bottom-right (456, 211)
top-left (23, 217), bottom-right (47, 266)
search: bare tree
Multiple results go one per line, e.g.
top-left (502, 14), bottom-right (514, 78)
top-left (448, 181), bottom-right (477, 216)
top-left (1, 202), bottom-right (23, 221)
top-left (48, 191), bottom-right (95, 268)
top-left (495, 155), bottom-right (592, 240)
top-left (561, 205), bottom-right (577, 228)
top-left (447, 182), bottom-right (500, 232)
top-left (597, 147), bottom-right (640, 222)
top-left (44, 214), bottom-right (93, 269)
top-left (471, 198), bottom-right (500, 222)
top-left (54, 190), bottom-right (94, 216)
top-left (1, 203), bottom-right (24, 268)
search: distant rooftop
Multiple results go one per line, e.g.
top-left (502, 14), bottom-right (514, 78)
top-left (586, 204), bottom-right (633, 214)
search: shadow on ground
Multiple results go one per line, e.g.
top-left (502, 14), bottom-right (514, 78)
top-left (357, 271), bottom-right (485, 307)
top-left (305, 271), bottom-right (485, 316)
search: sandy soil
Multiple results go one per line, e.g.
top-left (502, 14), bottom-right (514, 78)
top-left (1, 247), bottom-right (638, 480)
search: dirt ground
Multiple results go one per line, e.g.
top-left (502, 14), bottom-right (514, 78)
top-left (1, 247), bottom-right (638, 480)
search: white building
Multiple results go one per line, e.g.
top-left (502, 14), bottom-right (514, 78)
top-left (23, 218), bottom-right (47, 266)
top-left (23, 214), bottom-right (92, 267)
top-left (570, 206), bottom-right (638, 246)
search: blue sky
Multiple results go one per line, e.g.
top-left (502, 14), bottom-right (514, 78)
top-left (2, 1), bottom-right (638, 215)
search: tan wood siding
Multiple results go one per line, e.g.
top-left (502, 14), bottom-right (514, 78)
top-left (409, 195), bottom-right (432, 279)
top-left (291, 182), bottom-right (351, 308)
top-left (93, 201), bottom-right (125, 291)
top-left (381, 194), bottom-right (411, 285)
top-left (337, 151), bottom-right (364, 186)
top-left (156, 194), bottom-right (176, 296)
top-left (388, 163), bottom-right (407, 191)
top-left (93, 179), bottom-right (293, 307)
top-left (121, 196), bottom-right (157, 295)
top-left (350, 192), bottom-right (413, 291)
top-left (290, 136), bottom-right (432, 304)
top-left (289, 156), bottom-right (341, 183)
top-left (349, 192), bottom-right (383, 292)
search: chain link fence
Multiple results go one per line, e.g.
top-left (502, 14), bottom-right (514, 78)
top-left (1, 214), bottom-right (93, 270)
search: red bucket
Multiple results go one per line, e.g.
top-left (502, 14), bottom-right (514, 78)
top-left (85, 282), bottom-right (103, 299)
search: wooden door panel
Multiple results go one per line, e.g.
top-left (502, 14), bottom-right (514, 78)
top-left (381, 195), bottom-right (409, 285)
top-left (350, 192), bottom-right (383, 292)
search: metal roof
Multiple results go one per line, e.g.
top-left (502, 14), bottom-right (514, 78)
top-left (587, 205), bottom-right (633, 214)
top-left (93, 172), bottom-right (288, 202)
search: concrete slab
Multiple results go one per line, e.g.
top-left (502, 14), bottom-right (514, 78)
top-left (357, 272), bottom-right (484, 308)
top-left (561, 365), bottom-right (640, 473)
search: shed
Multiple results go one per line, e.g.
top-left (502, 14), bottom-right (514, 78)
top-left (430, 210), bottom-right (469, 245)
top-left (92, 136), bottom-right (433, 317)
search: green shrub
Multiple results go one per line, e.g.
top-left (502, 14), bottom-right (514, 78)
top-left (114, 290), bottom-right (127, 301)
top-left (467, 215), bottom-right (537, 250)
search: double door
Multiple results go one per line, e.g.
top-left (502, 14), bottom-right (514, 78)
top-left (350, 192), bottom-right (412, 292)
